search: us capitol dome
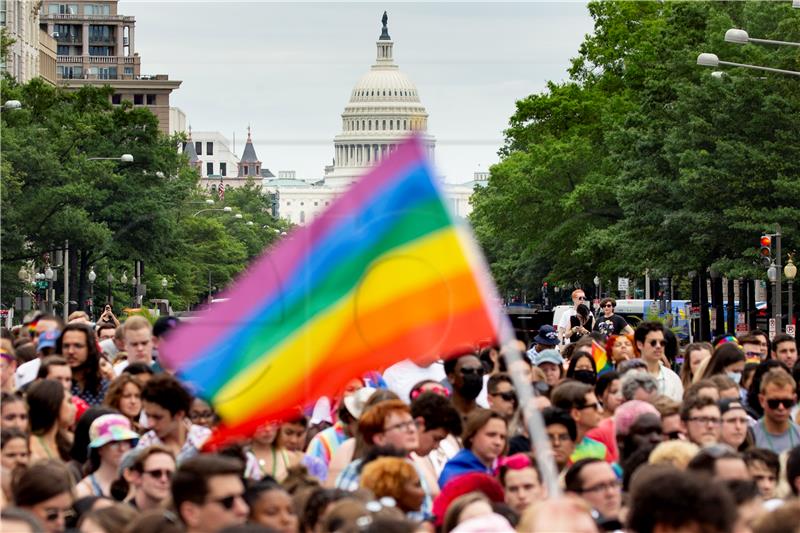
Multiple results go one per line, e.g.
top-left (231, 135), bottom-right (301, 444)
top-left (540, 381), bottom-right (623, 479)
top-left (263, 13), bottom-right (480, 226)
top-left (324, 11), bottom-right (436, 188)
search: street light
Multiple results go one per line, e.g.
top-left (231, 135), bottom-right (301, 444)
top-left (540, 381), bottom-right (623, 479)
top-left (44, 267), bottom-right (55, 313)
top-left (786, 255), bottom-right (797, 332)
top-left (193, 206), bottom-right (232, 217)
top-left (87, 266), bottom-right (96, 318)
top-left (234, 213), bottom-right (243, 220)
top-left (106, 272), bottom-right (115, 305)
top-left (1, 100), bottom-right (22, 111)
top-left (697, 53), bottom-right (800, 77)
top-left (246, 221), bottom-right (254, 226)
top-left (120, 271), bottom-right (128, 285)
top-left (87, 154), bottom-right (134, 162)
top-left (725, 28), bottom-right (800, 47)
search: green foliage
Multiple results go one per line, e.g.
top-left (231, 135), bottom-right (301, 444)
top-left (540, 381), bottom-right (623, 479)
top-left (1, 79), bottom-right (287, 316)
top-left (471, 0), bottom-right (800, 297)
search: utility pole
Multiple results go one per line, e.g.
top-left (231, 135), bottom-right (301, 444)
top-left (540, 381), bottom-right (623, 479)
top-left (776, 224), bottom-right (782, 332)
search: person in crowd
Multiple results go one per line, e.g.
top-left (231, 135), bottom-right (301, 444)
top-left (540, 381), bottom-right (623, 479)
top-left (103, 373), bottom-right (144, 432)
top-left (650, 395), bottom-right (683, 440)
top-left (680, 394), bottom-right (722, 447)
top-left (687, 444), bottom-right (750, 481)
top-left (634, 322), bottom-right (683, 401)
top-left (541, 407), bottom-right (577, 473)
top-left (478, 345), bottom-right (501, 375)
top-left (614, 400), bottom-right (662, 463)
top-left (533, 349), bottom-right (564, 389)
top-left (709, 374), bottom-right (741, 400)
top-left (594, 298), bottom-right (633, 337)
top-left (486, 373), bottom-right (517, 419)
top-left (189, 397), bottom-right (218, 429)
top-left (746, 360), bottom-right (791, 419)
top-left (360, 456), bottom-right (426, 517)
top-left (719, 398), bottom-right (751, 451)
top-left (701, 343), bottom-right (746, 384)
top-left (443, 353), bottom-right (485, 419)
top-left (96, 323), bottom-right (116, 343)
top-left (55, 323), bottom-right (108, 406)
top-left (739, 334), bottom-right (768, 363)
top-left (1, 427), bottom-right (30, 502)
top-left (626, 465), bottom-right (736, 533)
top-left (121, 362), bottom-right (155, 385)
top-left (648, 440), bottom-right (700, 470)
top-left (116, 316), bottom-right (160, 375)
top-left (441, 492), bottom-right (496, 533)
top-left (526, 325), bottom-right (560, 362)
top-left (1, 343), bottom-right (18, 394)
top-left (497, 452), bottom-right (545, 515)
top-left (77, 503), bottom-right (138, 533)
top-left (11, 460), bottom-right (74, 533)
top-left (409, 379), bottom-right (451, 402)
top-left (136, 374), bottom-right (211, 464)
top-left (0, 507), bottom-right (44, 533)
top-left (439, 408), bottom-right (507, 486)
top-left (565, 350), bottom-right (598, 386)
top-left (245, 422), bottom-right (304, 482)
top-left (1, 391), bottom-right (29, 431)
top-left (743, 448), bottom-right (780, 500)
top-left (243, 478), bottom-right (299, 533)
top-left (172, 455), bottom-right (249, 533)
top-left (127, 444), bottom-right (177, 512)
top-left (15, 314), bottom-right (64, 389)
top-left (567, 304), bottom-right (595, 345)
top-left (383, 356), bottom-right (446, 404)
top-left (27, 379), bottom-right (75, 462)
top-left (409, 391), bottom-right (462, 494)
top-left (37, 355), bottom-right (91, 424)
top-left (595, 371), bottom-right (622, 417)
top-left (753, 368), bottom-right (800, 454)
top-left (517, 496), bottom-right (598, 533)
top-left (684, 378), bottom-right (721, 402)
top-left (745, 330), bottom-right (771, 360)
top-left (299, 487), bottom-right (353, 533)
top-left (305, 387), bottom-right (367, 468)
top-left (787, 445), bottom-right (800, 498)
top-left (680, 342), bottom-right (713, 388)
top-left (68, 406), bottom-right (116, 477)
top-left (565, 458), bottom-right (622, 525)
top-left (620, 370), bottom-right (658, 402)
top-left (74, 414), bottom-right (139, 498)
top-left (772, 334), bottom-right (798, 369)
top-left (605, 334), bottom-right (636, 368)
top-left (551, 381), bottom-right (609, 463)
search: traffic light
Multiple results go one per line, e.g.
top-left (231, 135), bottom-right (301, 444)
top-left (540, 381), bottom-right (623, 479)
top-left (759, 235), bottom-right (772, 266)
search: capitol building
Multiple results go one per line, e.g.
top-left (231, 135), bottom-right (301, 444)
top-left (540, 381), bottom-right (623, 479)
top-left (263, 14), bottom-right (484, 225)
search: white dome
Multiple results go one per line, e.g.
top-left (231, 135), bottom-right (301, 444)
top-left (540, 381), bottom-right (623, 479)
top-left (349, 69), bottom-right (421, 103)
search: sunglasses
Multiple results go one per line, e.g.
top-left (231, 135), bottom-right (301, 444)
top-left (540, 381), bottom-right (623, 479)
top-left (491, 391), bottom-right (517, 402)
top-left (579, 402), bottom-right (602, 411)
top-left (460, 367), bottom-right (484, 376)
top-left (766, 398), bottom-right (796, 410)
top-left (210, 493), bottom-right (245, 511)
top-left (665, 430), bottom-right (682, 440)
top-left (44, 508), bottom-right (75, 522)
top-left (648, 340), bottom-right (666, 347)
top-left (577, 296), bottom-right (586, 301)
top-left (602, 304), bottom-right (614, 308)
top-left (144, 469), bottom-right (174, 480)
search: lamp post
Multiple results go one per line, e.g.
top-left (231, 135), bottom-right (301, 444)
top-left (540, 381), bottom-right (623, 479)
top-left (44, 266), bottom-right (55, 313)
top-left (785, 255), bottom-right (797, 334)
top-left (593, 275), bottom-right (601, 301)
top-left (106, 272), bottom-right (115, 305)
top-left (87, 266), bottom-right (96, 319)
top-left (161, 277), bottom-right (168, 296)
top-left (194, 206), bottom-right (232, 217)
top-left (130, 275), bottom-right (138, 308)
top-left (87, 154), bottom-right (134, 163)
top-left (697, 53), bottom-right (800, 77)
top-left (724, 28), bottom-right (800, 47)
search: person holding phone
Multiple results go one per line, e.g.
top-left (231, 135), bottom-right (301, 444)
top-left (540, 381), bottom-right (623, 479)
top-left (97, 305), bottom-right (119, 328)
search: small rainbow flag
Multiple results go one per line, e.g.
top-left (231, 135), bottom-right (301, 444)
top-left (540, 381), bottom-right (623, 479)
top-left (592, 341), bottom-right (613, 376)
top-left (161, 136), bottom-right (502, 445)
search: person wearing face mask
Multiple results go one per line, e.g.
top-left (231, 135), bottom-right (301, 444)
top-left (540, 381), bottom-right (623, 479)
top-left (444, 355), bottom-right (486, 420)
top-left (566, 353), bottom-right (597, 386)
top-left (701, 342), bottom-right (746, 386)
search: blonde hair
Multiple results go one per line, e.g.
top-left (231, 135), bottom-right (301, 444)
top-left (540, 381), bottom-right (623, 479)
top-left (648, 440), bottom-right (700, 470)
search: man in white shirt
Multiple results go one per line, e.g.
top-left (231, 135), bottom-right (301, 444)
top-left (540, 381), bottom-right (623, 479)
top-left (383, 358), bottom-right (446, 403)
top-left (634, 322), bottom-right (683, 402)
top-left (557, 289), bottom-right (594, 345)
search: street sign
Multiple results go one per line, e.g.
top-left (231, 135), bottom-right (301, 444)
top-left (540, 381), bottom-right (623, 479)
top-left (769, 318), bottom-right (777, 340)
top-left (736, 323), bottom-right (749, 333)
top-left (690, 306), bottom-right (701, 319)
top-left (787, 324), bottom-right (796, 338)
top-left (618, 278), bottom-right (629, 291)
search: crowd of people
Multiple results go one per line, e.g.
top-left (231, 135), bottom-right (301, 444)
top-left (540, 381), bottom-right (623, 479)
top-left (1, 292), bottom-right (800, 533)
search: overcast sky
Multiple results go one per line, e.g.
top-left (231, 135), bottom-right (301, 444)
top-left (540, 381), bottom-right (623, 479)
top-left (124, 1), bottom-right (595, 182)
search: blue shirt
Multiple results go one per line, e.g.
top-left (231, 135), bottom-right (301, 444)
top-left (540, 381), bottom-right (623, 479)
top-left (438, 448), bottom-right (493, 487)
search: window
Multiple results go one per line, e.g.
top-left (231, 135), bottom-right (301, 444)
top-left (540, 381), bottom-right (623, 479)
top-left (206, 162), bottom-right (213, 176)
top-left (244, 166), bottom-right (248, 176)
top-left (286, 201), bottom-right (291, 206)
top-left (300, 211), bottom-right (305, 223)
top-left (195, 142), bottom-right (202, 155)
top-left (211, 184), bottom-right (217, 193)
top-left (146, 94), bottom-right (156, 105)
top-left (133, 94), bottom-right (143, 105)
top-left (49, 4), bottom-right (78, 15)
top-left (206, 142), bottom-right (213, 155)
top-left (88, 46), bottom-right (111, 56)
top-left (111, 94), bottom-right (121, 104)
top-left (124, 67), bottom-right (133, 76)
top-left (88, 25), bottom-right (113, 43)
top-left (84, 4), bottom-right (110, 15)
top-left (57, 45), bottom-right (69, 55)
top-left (314, 201), bottom-right (318, 206)
top-left (220, 162), bottom-right (226, 176)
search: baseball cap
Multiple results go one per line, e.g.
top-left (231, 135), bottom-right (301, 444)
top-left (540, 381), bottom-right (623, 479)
top-left (533, 325), bottom-right (559, 346)
top-left (343, 386), bottom-right (376, 419)
top-left (37, 330), bottom-right (60, 352)
top-left (718, 398), bottom-right (746, 416)
top-left (533, 348), bottom-right (564, 367)
top-left (88, 414), bottom-right (139, 449)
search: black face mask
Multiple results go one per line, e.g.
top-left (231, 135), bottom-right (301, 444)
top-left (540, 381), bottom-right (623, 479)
top-left (573, 370), bottom-right (597, 385)
top-left (458, 374), bottom-right (483, 400)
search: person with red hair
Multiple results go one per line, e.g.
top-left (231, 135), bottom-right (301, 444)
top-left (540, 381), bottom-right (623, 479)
top-left (606, 334), bottom-right (637, 368)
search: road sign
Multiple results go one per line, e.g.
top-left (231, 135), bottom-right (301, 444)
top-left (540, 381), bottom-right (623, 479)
top-left (787, 324), bottom-right (796, 338)
top-left (618, 278), bottom-right (629, 291)
top-left (690, 306), bottom-right (701, 319)
top-left (769, 318), bottom-right (777, 340)
top-left (736, 323), bottom-right (749, 333)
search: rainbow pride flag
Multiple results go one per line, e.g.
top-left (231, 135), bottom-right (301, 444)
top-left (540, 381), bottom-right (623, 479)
top-left (160, 136), bottom-right (502, 444)
top-left (592, 341), bottom-right (613, 376)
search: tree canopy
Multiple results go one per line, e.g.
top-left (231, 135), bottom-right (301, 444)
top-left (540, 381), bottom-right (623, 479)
top-left (470, 0), bottom-right (800, 298)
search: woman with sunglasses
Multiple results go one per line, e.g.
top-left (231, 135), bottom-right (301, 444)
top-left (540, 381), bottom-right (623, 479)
top-left (634, 322), bottom-right (684, 402)
top-left (439, 409), bottom-right (508, 487)
top-left (12, 460), bottom-right (75, 533)
top-left (74, 414), bottom-right (139, 498)
top-left (594, 298), bottom-right (633, 337)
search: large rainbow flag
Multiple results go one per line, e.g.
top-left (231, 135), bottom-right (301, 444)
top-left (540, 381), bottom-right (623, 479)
top-left (160, 136), bottom-right (502, 445)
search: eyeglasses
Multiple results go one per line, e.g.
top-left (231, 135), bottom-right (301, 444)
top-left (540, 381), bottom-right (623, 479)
top-left (580, 479), bottom-right (621, 494)
top-left (687, 416), bottom-right (721, 426)
top-left (208, 493), bottom-right (245, 511)
top-left (766, 398), bottom-right (796, 410)
top-left (383, 419), bottom-right (418, 433)
top-left (490, 390), bottom-right (517, 402)
top-left (44, 508), bottom-right (75, 522)
top-left (144, 469), bottom-right (174, 480)
top-left (648, 339), bottom-right (666, 347)
top-left (579, 402), bottom-right (602, 411)
top-left (576, 296), bottom-right (586, 301)
top-left (460, 367), bottom-right (484, 376)
top-left (602, 304), bottom-right (614, 308)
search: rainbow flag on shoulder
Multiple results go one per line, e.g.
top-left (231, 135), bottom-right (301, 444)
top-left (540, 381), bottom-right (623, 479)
top-left (160, 136), bottom-right (502, 445)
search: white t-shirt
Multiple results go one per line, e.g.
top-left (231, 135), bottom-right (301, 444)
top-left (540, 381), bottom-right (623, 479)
top-left (655, 365), bottom-right (684, 402)
top-left (15, 358), bottom-right (41, 389)
top-left (383, 360), bottom-right (446, 403)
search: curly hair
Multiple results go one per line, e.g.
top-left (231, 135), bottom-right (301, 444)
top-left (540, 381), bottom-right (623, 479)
top-left (104, 374), bottom-right (143, 423)
top-left (360, 456), bottom-right (417, 503)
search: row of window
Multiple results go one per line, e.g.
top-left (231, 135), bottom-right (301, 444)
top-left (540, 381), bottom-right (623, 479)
top-left (343, 118), bottom-right (425, 132)
top-left (206, 162), bottom-right (226, 176)
top-left (47, 3), bottom-right (110, 16)
top-left (285, 201), bottom-right (329, 207)
top-left (194, 141), bottom-right (214, 156)
top-left (353, 89), bottom-right (416, 98)
top-left (111, 93), bottom-right (157, 105)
